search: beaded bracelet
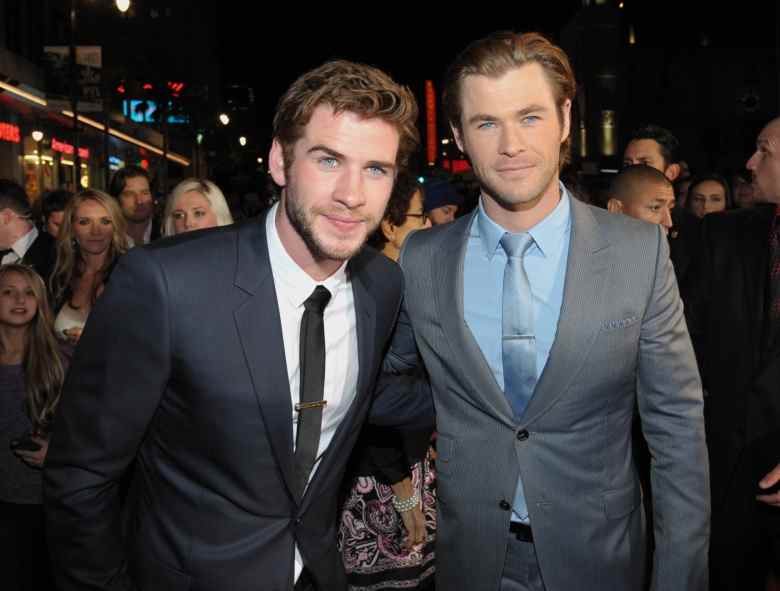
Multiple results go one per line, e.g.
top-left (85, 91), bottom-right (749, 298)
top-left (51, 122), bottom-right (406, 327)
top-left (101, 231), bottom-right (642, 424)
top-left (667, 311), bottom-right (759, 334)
top-left (392, 490), bottom-right (420, 513)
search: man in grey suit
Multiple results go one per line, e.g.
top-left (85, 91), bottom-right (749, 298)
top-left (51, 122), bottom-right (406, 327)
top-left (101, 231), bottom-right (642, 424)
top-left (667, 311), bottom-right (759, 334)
top-left (383, 31), bottom-right (709, 590)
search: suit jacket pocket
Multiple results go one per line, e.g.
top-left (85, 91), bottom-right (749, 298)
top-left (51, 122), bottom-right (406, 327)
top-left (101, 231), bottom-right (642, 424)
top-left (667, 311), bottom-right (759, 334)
top-left (602, 485), bottom-right (641, 519)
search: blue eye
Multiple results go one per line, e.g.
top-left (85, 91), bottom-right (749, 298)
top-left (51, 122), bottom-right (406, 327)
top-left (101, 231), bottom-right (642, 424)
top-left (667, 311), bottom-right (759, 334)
top-left (477, 121), bottom-right (496, 130)
top-left (367, 166), bottom-right (388, 177)
top-left (522, 115), bottom-right (540, 124)
top-left (319, 157), bottom-right (338, 168)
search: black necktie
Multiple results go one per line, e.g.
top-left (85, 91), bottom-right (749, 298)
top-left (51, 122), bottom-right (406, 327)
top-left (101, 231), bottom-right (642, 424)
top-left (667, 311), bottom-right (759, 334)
top-left (293, 285), bottom-right (331, 498)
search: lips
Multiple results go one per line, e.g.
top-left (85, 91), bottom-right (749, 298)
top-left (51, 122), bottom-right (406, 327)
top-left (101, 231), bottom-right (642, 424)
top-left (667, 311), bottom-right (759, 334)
top-left (324, 214), bottom-right (363, 233)
top-left (11, 308), bottom-right (27, 314)
top-left (497, 164), bottom-right (535, 174)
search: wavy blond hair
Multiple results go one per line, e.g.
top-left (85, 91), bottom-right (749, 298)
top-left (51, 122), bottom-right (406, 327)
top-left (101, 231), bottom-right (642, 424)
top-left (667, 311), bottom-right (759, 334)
top-left (0, 264), bottom-right (65, 434)
top-left (50, 189), bottom-right (128, 307)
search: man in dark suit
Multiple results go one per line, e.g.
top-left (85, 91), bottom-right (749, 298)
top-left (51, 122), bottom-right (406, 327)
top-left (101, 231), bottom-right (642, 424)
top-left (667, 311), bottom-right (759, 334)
top-left (685, 115), bottom-right (780, 590)
top-left (44, 60), bottom-right (423, 591)
top-left (0, 179), bottom-right (56, 283)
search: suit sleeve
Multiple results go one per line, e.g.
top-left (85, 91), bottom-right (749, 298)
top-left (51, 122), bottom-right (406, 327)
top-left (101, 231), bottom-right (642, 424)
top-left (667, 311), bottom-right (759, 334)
top-left (371, 235), bottom-right (435, 429)
top-left (636, 226), bottom-right (710, 591)
top-left (43, 247), bottom-right (172, 591)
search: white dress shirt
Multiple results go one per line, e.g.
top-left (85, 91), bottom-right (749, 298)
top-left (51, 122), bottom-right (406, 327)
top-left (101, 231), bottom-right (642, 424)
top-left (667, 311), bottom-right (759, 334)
top-left (265, 203), bottom-right (359, 582)
top-left (1, 226), bottom-right (38, 265)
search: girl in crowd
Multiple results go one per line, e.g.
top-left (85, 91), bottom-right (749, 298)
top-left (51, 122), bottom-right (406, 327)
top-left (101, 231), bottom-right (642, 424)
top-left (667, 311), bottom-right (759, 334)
top-left (162, 178), bottom-right (233, 236)
top-left (50, 189), bottom-right (128, 345)
top-left (686, 172), bottom-right (734, 218)
top-left (0, 264), bottom-right (66, 590)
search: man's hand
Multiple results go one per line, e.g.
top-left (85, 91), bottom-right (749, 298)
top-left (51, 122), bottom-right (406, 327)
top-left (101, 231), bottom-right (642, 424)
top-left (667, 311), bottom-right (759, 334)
top-left (13, 435), bottom-right (49, 469)
top-left (757, 462), bottom-right (780, 506)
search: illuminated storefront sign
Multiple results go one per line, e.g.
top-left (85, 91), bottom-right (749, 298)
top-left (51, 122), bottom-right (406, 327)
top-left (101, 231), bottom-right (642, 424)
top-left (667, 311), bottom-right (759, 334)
top-left (0, 122), bottom-right (21, 143)
top-left (52, 138), bottom-right (89, 159)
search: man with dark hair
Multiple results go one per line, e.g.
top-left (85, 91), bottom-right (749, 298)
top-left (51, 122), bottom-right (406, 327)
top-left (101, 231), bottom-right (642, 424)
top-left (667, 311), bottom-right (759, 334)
top-left (623, 124), bottom-right (681, 181)
top-left (384, 31), bottom-right (708, 590)
top-left (623, 125), bottom-right (700, 289)
top-left (108, 165), bottom-right (160, 246)
top-left (39, 189), bottom-right (72, 239)
top-left (686, 115), bottom-right (780, 590)
top-left (0, 179), bottom-right (56, 283)
top-left (44, 60), bottom-right (428, 591)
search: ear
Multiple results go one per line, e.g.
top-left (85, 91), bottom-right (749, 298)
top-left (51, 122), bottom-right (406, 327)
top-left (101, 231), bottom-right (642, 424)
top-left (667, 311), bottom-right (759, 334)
top-left (269, 138), bottom-right (287, 188)
top-left (380, 218), bottom-right (396, 243)
top-left (664, 163), bottom-right (681, 182)
top-left (451, 123), bottom-right (466, 155)
top-left (606, 198), bottom-right (624, 214)
top-left (560, 98), bottom-right (572, 144)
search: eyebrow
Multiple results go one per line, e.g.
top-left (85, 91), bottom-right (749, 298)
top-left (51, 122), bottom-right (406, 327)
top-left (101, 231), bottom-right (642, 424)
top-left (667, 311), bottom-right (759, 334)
top-left (308, 144), bottom-right (396, 172)
top-left (466, 104), bottom-right (548, 126)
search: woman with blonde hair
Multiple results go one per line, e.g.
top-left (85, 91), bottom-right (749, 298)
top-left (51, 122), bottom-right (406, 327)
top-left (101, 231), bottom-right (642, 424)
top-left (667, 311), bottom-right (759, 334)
top-left (50, 189), bottom-right (128, 344)
top-left (0, 264), bottom-right (66, 589)
top-left (162, 178), bottom-right (233, 236)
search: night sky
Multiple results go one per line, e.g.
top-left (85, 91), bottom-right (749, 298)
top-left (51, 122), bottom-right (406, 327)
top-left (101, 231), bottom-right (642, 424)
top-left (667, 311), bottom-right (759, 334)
top-left (215, 2), bottom-right (778, 164)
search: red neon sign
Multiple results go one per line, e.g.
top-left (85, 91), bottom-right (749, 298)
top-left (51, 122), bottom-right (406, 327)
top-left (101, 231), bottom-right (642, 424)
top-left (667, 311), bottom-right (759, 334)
top-left (52, 138), bottom-right (89, 159)
top-left (425, 81), bottom-right (437, 165)
top-left (0, 122), bottom-right (21, 144)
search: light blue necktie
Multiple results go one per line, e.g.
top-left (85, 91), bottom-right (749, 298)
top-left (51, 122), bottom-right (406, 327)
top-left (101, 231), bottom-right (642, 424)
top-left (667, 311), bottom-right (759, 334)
top-left (500, 231), bottom-right (536, 522)
top-left (501, 232), bottom-right (537, 418)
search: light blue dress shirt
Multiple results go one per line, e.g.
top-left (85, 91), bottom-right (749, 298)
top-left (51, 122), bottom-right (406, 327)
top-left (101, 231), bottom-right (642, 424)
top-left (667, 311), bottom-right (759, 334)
top-left (463, 184), bottom-right (572, 522)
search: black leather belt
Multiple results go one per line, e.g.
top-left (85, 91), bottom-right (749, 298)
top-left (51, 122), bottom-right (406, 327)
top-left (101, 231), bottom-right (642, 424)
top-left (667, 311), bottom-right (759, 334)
top-left (509, 521), bottom-right (534, 543)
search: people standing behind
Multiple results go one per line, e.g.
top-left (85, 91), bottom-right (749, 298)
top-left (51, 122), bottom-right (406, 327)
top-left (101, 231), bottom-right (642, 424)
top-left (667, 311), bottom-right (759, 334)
top-left (49, 189), bottom-right (128, 345)
top-left (606, 165), bottom-right (675, 234)
top-left (162, 178), bottom-right (234, 236)
top-left (732, 169), bottom-right (757, 209)
top-left (423, 178), bottom-right (463, 225)
top-left (686, 173), bottom-right (733, 219)
top-left (39, 189), bottom-right (73, 239)
top-left (0, 180), bottom-right (57, 285)
top-left (339, 173), bottom-right (436, 591)
top-left (0, 264), bottom-right (66, 591)
top-left (622, 124), bottom-right (682, 182)
top-left (108, 165), bottom-right (160, 246)
top-left (684, 116), bottom-right (780, 590)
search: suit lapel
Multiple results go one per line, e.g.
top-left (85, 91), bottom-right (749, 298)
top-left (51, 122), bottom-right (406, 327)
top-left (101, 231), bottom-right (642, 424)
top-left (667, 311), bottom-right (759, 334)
top-left (522, 199), bottom-right (611, 424)
top-left (232, 213), bottom-right (297, 501)
top-left (433, 212), bottom-right (515, 425)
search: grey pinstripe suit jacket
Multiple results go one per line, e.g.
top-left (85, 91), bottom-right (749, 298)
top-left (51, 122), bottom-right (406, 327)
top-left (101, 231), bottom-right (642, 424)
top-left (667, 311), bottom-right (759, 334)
top-left (384, 196), bottom-right (710, 591)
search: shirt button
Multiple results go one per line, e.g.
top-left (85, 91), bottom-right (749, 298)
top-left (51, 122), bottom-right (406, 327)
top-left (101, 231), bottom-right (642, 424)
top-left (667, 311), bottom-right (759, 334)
top-left (294, 517), bottom-right (302, 526)
top-left (499, 500), bottom-right (511, 511)
top-left (516, 429), bottom-right (529, 441)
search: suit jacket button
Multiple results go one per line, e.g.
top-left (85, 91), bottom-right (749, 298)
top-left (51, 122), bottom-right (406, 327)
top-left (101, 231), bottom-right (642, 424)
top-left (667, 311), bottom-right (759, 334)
top-left (499, 500), bottom-right (511, 511)
top-left (295, 517), bottom-right (302, 526)
top-left (516, 429), bottom-right (529, 441)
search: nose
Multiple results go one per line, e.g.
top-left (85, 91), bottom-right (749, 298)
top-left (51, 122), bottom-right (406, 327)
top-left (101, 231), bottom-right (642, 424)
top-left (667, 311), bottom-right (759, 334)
top-left (746, 151), bottom-right (758, 171)
top-left (334, 167), bottom-right (365, 209)
top-left (661, 207), bottom-right (673, 229)
top-left (499, 124), bottom-right (526, 157)
top-left (89, 221), bottom-right (102, 235)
